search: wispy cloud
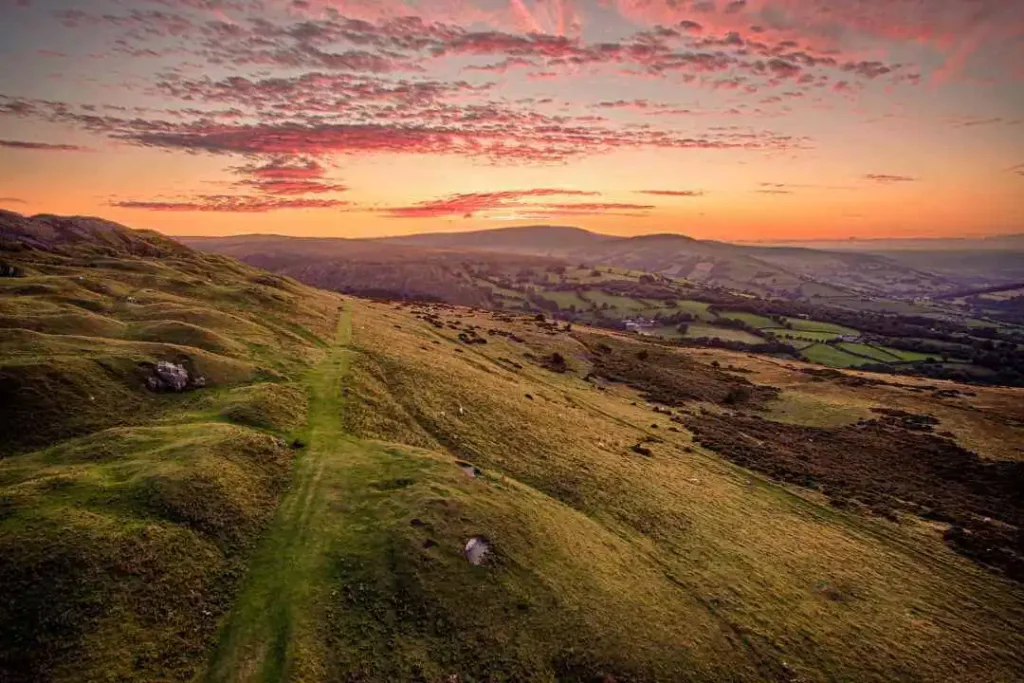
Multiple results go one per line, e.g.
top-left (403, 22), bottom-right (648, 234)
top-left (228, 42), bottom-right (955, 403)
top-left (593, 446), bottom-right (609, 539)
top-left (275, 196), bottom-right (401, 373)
top-left (863, 174), bottom-right (918, 184)
top-left (636, 190), bottom-right (705, 197)
top-left (0, 139), bottom-right (85, 151)
top-left (112, 196), bottom-right (350, 212)
top-left (381, 188), bottom-right (601, 218)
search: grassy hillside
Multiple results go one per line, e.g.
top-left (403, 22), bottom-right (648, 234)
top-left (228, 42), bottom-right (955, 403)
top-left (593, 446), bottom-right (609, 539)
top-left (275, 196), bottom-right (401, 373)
top-left (0, 212), bottom-right (343, 681)
top-left (182, 234), bottom-right (565, 308)
top-left (4, 212), bottom-right (1024, 682)
top-left (218, 297), bottom-right (1021, 682)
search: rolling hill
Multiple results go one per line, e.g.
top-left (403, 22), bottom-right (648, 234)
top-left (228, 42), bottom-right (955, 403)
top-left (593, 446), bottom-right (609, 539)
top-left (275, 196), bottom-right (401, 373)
top-left (190, 226), bottom-right (977, 304)
top-left (2, 211), bottom-right (1023, 682)
top-left (182, 234), bottom-right (565, 308)
top-left (382, 225), bottom-right (963, 300)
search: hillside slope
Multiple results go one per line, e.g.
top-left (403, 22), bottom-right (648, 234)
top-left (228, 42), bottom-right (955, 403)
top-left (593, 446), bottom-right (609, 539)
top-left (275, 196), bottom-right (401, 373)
top-left (3, 213), bottom-right (1023, 682)
top-left (381, 226), bottom-right (960, 299)
top-left (0, 212), bottom-right (343, 681)
top-left (182, 234), bottom-right (564, 307)
top-left (204, 296), bottom-right (1022, 682)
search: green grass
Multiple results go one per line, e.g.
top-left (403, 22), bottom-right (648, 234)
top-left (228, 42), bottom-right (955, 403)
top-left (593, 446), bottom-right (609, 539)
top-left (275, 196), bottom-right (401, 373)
top-left (684, 323), bottom-right (764, 344)
top-left (837, 343), bottom-right (902, 363)
top-left (783, 317), bottom-right (860, 336)
top-left (0, 230), bottom-right (344, 682)
top-left (203, 313), bottom-right (353, 683)
top-left (770, 329), bottom-right (842, 342)
top-left (649, 324), bottom-right (685, 339)
top-left (800, 343), bottom-right (869, 368)
top-left (716, 311), bottom-right (777, 329)
top-left (320, 300), bottom-right (1024, 681)
top-left (5, 219), bottom-right (1024, 682)
top-left (835, 343), bottom-right (935, 364)
top-left (537, 289), bottom-right (590, 310)
top-left (671, 299), bottom-right (714, 320)
top-left (581, 291), bottom-right (650, 311)
top-left (883, 347), bottom-right (937, 362)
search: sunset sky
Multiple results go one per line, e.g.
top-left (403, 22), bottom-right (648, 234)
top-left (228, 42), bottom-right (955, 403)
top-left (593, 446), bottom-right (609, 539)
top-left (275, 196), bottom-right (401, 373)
top-left (0, 0), bottom-right (1022, 240)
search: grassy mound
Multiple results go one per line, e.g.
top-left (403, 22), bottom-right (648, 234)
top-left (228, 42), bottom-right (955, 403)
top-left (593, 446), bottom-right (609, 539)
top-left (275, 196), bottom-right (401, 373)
top-left (0, 311), bottom-right (126, 338)
top-left (216, 383), bottom-right (308, 432)
top-left (127, 320), bottom-right (245, 356)
top-left (0, 213), bottom-right (344, 681)
top-left (0, 424), bottom-right (292, 681)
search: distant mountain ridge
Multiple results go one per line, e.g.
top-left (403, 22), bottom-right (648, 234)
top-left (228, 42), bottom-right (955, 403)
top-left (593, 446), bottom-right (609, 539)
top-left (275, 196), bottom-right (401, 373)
top-left (382, 224), bottom-right (616, 253)
top-left (378, 224), bottom-right (965, 299)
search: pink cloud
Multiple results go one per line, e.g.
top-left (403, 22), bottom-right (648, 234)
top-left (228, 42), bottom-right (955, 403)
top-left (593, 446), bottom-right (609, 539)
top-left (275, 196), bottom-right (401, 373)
top-left (112, 195), bottom-right (350, 212)
top-left (382, 188), bottom-right (599, 217)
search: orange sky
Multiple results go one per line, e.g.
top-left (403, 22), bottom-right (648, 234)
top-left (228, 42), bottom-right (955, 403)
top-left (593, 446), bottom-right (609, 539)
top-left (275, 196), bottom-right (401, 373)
top-left (1, 0), bottom-right (1022, 240)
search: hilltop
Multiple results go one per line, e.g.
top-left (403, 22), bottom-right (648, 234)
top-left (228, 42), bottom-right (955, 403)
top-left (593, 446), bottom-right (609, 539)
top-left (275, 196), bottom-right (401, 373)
top-left (190, 223), bottom-right (1024, 304)
top-left (2, 212), bottom-right (1023, 682)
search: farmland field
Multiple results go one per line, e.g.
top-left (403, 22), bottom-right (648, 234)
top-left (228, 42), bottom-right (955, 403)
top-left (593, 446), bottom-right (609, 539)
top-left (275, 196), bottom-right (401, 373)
top-left (684, 323), bottom-right (765, 344)
top-left (800, 343), bottom-right (869, 368)
top-left (837, 343), bottom-right (902, 362)
top-left (769, 329), bottom-right (846, 342)
top-left (783, 317), bottom-right (861, 335)
top-left (716, 311), bottom-right (777, 328)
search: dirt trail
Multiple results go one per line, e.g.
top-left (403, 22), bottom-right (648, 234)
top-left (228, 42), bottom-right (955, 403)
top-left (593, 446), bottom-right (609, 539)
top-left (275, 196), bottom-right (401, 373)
top-left (203, 310), bottom-right (357, 683)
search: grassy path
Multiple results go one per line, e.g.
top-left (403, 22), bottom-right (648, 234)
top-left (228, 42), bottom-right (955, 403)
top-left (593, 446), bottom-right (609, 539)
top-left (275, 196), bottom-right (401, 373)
top-left (203, 311), bottom-right (354, 683)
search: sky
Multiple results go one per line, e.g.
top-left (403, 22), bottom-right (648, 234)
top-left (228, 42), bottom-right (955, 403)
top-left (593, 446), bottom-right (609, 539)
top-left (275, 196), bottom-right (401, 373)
top-left (0, 0), bottom-right (1022, 240)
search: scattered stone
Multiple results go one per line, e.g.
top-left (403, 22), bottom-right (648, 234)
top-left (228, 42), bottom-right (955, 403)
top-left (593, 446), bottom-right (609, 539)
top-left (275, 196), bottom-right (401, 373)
top-left (290, 438), bottom-right (306, 450)
top-left (144, 361), bottom-right (200, 392)
top-left (524, 393), bottom-right (533, 400)
top-left (456, 461), bottom-right (482, 478)
top-left (631, 444), bottom-right (653, 457)
top-left (464, 536), bottom-right (491, 565)
top-left (410, 518), bottom-right (425, 528)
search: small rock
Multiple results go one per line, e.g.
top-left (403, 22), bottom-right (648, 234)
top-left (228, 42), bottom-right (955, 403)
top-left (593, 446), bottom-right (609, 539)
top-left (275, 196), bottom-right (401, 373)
top-left (464, 536), bottom-right (491, 565)
top-left (147, 361), bottom-right (190, 392)
top-left (456, 461), bottom-right (482, 478)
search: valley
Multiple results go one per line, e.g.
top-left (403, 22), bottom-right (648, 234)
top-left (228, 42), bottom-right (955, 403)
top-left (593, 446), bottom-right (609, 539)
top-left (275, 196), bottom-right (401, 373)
top-left (188, 231), bottom-right (1024, 387)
